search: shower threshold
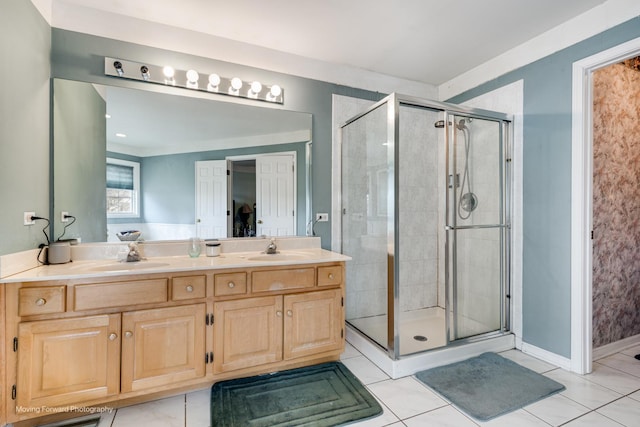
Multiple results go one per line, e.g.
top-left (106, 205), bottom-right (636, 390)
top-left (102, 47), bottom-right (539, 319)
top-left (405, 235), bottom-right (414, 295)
top-left (346, 324), bottom-right (515, 379)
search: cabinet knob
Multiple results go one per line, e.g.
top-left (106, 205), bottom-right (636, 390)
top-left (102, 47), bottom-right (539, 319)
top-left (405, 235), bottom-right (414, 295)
top-left (35, 298), bottom-right (47, 306)
top-left (125, 331), bottom-right (133, 338)
top-left (228, 281), bottom-right (235, 288)
top-left (286, 310), bottom-right (293, 317)
top-left (186, 285), bottom-right (194, 292)
top-left (328, 273), bottom-right (335, 280)
top-left (108, 333), bottom-right (118, 341)
top-left (276, 310), bottom-right (282, 317)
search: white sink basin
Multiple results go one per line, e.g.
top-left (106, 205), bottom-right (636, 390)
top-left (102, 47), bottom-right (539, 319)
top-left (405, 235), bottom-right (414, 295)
top-left (246, 252), bottom-right (309, 262)
top-left (91, 261), bottom-right (170, 272)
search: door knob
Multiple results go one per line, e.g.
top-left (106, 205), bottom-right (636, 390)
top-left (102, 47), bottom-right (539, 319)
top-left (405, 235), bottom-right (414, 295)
top-left (257, 220), bottom-right (263, 224)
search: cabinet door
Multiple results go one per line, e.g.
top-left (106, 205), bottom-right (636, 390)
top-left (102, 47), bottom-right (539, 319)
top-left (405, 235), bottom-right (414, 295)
top-left (17, 314), bottom-right (121, 408)
top-left (121, 304), bottom-right (206, 393)
top-left (284, 289), bottom-right (343, 360)
top-left (213, 296), bottom-right (283, 373)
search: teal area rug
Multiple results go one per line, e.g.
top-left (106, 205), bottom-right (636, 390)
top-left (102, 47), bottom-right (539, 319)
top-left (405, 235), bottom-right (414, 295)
top-left (211, 362), bottom-right (382, 426)
top-left (415, 352), bottom-right (565, 421)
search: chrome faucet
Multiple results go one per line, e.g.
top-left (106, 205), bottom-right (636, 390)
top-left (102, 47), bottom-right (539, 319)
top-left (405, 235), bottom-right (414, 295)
top-left (126, 242), bottom-right (142, 262)
top-left (265, 238), bottom-right (278, 255)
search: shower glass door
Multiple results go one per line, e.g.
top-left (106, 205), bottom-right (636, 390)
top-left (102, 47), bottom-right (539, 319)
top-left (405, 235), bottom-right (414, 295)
top-left (341, 101), bottom-right (393, 351)
top-left (446, 114), bottom-right (508, 341)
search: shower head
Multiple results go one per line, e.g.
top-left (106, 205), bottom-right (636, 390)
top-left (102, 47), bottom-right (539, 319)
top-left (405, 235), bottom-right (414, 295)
top-left (457, 119), bottom-right (467, 130)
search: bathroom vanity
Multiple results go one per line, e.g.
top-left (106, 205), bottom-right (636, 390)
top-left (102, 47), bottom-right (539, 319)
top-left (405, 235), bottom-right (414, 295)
top-left (0, 241), bottom-right (348, 426)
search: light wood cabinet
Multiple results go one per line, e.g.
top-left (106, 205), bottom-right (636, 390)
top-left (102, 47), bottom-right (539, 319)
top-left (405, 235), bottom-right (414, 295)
top-left (2, 261), bottom-right (345, 426)
top-left (17, 314), bottom-right (121, 409)
top-left (213, 288), bottom-right (343, 373)
top-left (121, 304), bottom-right (206, 392)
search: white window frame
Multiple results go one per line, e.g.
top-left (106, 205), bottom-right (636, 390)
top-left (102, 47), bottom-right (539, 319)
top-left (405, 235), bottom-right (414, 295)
top-left (107, 157), bottom-right (141, 219)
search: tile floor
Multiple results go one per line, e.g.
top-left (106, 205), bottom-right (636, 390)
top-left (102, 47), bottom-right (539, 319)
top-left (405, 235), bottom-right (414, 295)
top-left (90, 343), bottom-right (640, 427)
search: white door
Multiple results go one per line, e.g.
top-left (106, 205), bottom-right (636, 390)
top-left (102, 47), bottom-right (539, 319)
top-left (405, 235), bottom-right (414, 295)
top-left (255, 155), bottom-right (295, 236)
top-left (195, 160), bottom-right (227, 239)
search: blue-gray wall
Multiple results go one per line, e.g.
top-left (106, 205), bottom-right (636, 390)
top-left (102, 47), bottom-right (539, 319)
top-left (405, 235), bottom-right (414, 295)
top-left (50, 29), bottom-right (384, 250)
top-left (53, 79), bottom-right (107, 242)
top-left (449, 17), bottom-right (640, 358)
top-left (0, 0), bottom-right (51, 255)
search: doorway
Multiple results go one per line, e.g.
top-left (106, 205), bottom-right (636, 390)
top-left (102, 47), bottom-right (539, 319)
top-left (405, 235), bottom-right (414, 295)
top-left (195, 152), bottom-right (297, 239)
top-left (571, 36), bottom-right (640, 374)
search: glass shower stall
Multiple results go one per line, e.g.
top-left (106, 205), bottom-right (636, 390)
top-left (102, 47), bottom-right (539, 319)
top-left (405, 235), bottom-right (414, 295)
top-left (341, 93), bottom-right (512, 360)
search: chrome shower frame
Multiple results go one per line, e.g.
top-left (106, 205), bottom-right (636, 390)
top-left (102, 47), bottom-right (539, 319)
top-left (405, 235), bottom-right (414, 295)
top-left (340, 92), bottom-right (513, 361)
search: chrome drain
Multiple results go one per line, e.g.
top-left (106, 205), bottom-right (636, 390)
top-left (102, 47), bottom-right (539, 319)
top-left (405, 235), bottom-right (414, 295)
top-left (413, 335), bottom-right (428, 342)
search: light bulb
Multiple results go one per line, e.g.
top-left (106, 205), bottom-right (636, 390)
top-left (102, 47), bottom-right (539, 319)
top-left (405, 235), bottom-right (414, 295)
top-left (113, 61), bottom-right (124, 77)
top-left (250, 81), bottom-right (262, 94)
top-left (208, 73), bottom-right (220, 87)
top-left (270, 85), bottom-right (282, 98)
top-left (231, 77), bottom-right (243, 90)
top-left (162, 66), bottom-right (175, 79)
top-left (186, 69), bottom-right (199, 84)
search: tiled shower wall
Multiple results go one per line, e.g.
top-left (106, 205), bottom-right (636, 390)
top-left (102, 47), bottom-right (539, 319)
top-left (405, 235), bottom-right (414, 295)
top-left (592, 60), bottom-right (640, 348)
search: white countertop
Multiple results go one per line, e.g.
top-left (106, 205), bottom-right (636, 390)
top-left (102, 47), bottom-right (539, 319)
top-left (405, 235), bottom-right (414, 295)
top-left (0, 248), bottom-right (350, 283)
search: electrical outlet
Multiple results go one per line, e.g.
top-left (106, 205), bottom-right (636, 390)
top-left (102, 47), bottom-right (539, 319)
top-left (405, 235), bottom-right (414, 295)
top-left (61, 211), bottom-right (70, 223)
top-left (24, 212), bottom-right (35, 225)
top-left (316, 213), bottom-right (329, 222)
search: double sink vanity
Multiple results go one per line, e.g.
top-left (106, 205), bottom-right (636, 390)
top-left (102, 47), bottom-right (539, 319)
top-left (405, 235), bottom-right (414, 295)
top-left (0, 237), bottom-right (349, 426)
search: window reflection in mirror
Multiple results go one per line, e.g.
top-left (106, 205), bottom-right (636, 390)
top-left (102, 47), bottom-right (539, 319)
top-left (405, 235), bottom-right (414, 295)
top-left (52, 78), bottom-right (312, 244)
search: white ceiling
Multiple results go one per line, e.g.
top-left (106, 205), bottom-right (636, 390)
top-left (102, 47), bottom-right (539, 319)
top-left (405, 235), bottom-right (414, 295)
top-left (43, 0), bottom-right (609, 87)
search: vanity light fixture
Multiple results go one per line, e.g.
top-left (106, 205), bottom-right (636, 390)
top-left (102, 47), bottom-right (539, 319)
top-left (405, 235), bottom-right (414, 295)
top-left (104, 57), bottom-right (284, 104)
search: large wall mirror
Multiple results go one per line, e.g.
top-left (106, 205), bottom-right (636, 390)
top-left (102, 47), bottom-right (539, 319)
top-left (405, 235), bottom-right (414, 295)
top-left (52, 78), bottom-right (312, 244)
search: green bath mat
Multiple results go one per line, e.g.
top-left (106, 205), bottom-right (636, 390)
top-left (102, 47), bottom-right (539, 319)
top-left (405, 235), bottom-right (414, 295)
top-left (211, 362), bottom-right (382, 427)
top-left (415, 352), bottom-right (565, 421)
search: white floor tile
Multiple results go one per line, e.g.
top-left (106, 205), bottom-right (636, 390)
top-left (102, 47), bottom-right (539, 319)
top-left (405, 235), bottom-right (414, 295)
top-left (367, 377), bottom-right (447, 420)
top-left (341, 341), bottom-right (362, 360)
top-left (341, 355), bottom-right (390, 385)
top-left (596, 396), bottom-right (640, 427)
top-left (544, 368), bottom-right (622, 409)
top-left (524, 393), bottom-right (590, 426)
top-left (404, 406), bottom-right (477, 427)
top-left (584, 362), bottom-right (640, 395)
top-left (620, 344), bottom-right (640, 358)
top-left (111, 395), bottom-right (184, 427)
top-left (348, 397), bottom-right (402, 427)
top-left (498, 349), bottom-right (557, 373)
top-left (477, 409), bottom-right (551, 426)
top-left (563, 411), bottom-right (624, 427)
top-left (597, 353), bottom-right (640, 378)
top-left (185, 388), bottom-right (210, 427)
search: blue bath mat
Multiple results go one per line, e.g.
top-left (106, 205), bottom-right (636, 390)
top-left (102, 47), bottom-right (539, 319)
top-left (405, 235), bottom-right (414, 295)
top-left (211, 362), bottom-right (382, 426)
top-left (415, 352), bottom-right (565, 421)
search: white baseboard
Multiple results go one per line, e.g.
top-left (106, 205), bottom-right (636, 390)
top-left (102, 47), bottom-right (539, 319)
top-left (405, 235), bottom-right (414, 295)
top-left (520, 342), bottom-right (572, 371)
top-left (593, 334), bottom-right (640, 360)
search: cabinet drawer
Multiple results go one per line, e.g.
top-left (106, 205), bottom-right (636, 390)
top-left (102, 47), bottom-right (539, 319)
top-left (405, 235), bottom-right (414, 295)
top-left (172, 275), bottom-right (206, 300)
top-left (214, 272), bottom-right (247, 296)
top-left (317, 266), bottom-right (342, 287)
top-left (19, 286), bottom-right (66, 316)
top-left (252, 268), bottom-right (315, 293)
top-left (75, 279), bottom-right (168, 311)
